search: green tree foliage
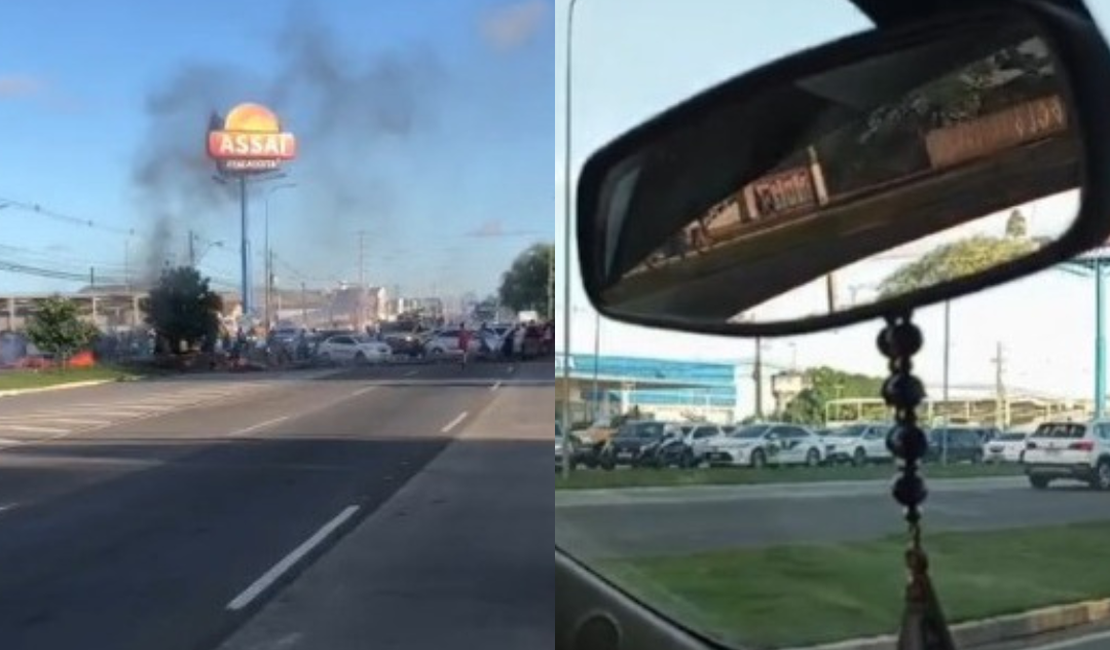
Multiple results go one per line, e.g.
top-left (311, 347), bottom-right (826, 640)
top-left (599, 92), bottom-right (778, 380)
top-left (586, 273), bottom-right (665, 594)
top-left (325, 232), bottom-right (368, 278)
top-left (498, 242), bottom-right (554, 316)
top-left (25, 297), bottom-right (100, 367)
top-left (781, 366), bottom-right (885, 425)
top-left (141, 266), bottom-right (223, 355)
top-left (1005, 209), bottom-right (1028, 239)
top-left (876, 235), bottom-right (1038, 301)
top-left (815, 40), bottom-right (1056, 196)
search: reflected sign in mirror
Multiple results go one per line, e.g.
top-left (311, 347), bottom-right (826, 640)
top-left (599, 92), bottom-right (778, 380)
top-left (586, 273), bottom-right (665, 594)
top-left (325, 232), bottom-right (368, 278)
top-left (578, 11), bottom-right (1084, 333)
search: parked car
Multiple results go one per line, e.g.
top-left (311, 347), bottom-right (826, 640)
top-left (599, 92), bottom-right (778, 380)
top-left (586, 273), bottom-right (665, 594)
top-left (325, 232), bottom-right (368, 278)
top-left (925, 426), bottom-right (987, 464)
top-left (424, 328), bottom-right (481, 358)
top-left (598, 420), bottom-right (668, 470)
top-left (822, 422), bottom-right (893, 465)
top-left (707, 423), bottom-right (825, 468)
top-left (379, 321), bottom-right (428, 357)
top-left (316, 334), bottom-right (392, 365)
top-left (1024, 420), bottom-right (1110, 490)
top-left (983, 431), bottom-right (1030, 464)
top-left (637, 423), bottom-right (710, 468)
top-left (556, 422), bottom-right (581, 471)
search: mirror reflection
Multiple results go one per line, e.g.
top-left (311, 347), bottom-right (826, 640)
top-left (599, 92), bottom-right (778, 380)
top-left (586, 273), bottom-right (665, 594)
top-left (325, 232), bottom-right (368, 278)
top-left (592, 21), bottom-right (1080, 326)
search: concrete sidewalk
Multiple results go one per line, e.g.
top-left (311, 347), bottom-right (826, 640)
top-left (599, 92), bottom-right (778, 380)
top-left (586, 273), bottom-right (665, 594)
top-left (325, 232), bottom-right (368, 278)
top-left (217, 384), bottom-right (550, 650)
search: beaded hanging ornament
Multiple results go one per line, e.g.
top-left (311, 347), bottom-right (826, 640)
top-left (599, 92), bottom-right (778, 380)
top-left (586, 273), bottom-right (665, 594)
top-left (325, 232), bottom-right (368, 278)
top-left (878, 313), bottom-right (957, 650)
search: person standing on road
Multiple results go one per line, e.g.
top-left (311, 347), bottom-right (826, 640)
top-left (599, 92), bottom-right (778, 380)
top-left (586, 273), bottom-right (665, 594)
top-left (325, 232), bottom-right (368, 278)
top-left (458, 323), bottom-right (472, 369)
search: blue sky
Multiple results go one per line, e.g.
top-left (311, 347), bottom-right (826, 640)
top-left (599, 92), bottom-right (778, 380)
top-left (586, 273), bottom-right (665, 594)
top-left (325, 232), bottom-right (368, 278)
top-left (557, 0), bottom-right (1110, 403)
top-left (0, 0), bottom-right (553, 299)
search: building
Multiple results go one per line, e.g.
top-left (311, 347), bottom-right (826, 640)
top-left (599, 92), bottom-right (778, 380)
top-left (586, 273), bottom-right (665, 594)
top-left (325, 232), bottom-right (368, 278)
top-left (556, 353), bottom-right (740, 424)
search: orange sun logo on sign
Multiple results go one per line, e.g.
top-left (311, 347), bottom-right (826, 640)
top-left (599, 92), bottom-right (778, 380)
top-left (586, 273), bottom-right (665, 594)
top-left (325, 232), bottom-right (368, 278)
top-left (207, 102), bottom-right (297, 173)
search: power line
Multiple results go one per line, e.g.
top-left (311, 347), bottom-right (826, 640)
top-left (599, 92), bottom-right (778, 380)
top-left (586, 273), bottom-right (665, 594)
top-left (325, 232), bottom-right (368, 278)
top-left (0, 196), bottom-right (143, 237)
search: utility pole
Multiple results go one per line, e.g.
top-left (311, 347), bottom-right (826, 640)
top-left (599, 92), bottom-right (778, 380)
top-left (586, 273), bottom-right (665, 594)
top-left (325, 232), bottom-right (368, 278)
top-left (301, 281), bottom-right (308, 327)
top-left (992, 341), bottom-right (1007, 429)
top-left (266, 248), bottom-right (275, 327)
top-left (753, 337), bottom-right (764, 420)
top-left (188, 231), bottom-right (196, 267)
top-left (357, 231), bottom-right (367, 330)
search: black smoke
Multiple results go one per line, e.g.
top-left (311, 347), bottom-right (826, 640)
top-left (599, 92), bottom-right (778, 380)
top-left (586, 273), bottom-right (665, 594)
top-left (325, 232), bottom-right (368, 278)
top-left (131, 5), bottom-right (444, 284)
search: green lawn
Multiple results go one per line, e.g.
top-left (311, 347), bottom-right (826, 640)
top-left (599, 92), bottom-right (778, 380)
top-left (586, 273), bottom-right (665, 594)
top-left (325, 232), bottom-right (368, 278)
top-left (556, 463), bottom-right (1023, 490)
top-left (0, 366), bottom-right (140, 391)
top-left (599, 522), bottom-right (1110, 649)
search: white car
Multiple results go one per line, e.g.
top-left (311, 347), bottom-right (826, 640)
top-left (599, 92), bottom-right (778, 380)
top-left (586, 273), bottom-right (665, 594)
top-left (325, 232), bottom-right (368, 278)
top-left (983, 432), bottom-right (1029, 464)
top-left (706, 423), bottom-right (825, 468)
top-left (1023, 420), bottom-right (1110, 490)
top-left (316, 334), bottom-right (392, 365)
top-left (424, 328), bottom-right (482, 358)
top-left (685, 424), bottom-right (728, 465)
top-left (822, 422), bottom-right (893, 465)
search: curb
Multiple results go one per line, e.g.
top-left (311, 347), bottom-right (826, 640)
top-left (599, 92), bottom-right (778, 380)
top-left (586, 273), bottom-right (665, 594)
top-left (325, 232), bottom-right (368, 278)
top-left (786, 598), bottom-right (1110, 650)
top-left (0, 379), bottom-right (120, 398)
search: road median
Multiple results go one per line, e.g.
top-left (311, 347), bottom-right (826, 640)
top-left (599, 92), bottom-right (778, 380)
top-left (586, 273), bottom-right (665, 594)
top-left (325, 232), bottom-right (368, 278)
top-left (0, 367), bottom-right (141, 397)
top-left (556, 463), bottom-right (1023, 491)
top-left (596, 522), bottom-right (1110, 649)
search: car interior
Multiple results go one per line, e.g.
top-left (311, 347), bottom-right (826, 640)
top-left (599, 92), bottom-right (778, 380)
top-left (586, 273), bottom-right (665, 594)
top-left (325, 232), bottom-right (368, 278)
top-left (556, 1), bottom-right (1110, 648)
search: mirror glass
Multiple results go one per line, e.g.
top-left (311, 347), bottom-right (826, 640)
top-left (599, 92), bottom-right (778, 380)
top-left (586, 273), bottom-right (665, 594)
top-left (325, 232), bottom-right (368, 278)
top-left (583, 17), bottom-right (1081, 326)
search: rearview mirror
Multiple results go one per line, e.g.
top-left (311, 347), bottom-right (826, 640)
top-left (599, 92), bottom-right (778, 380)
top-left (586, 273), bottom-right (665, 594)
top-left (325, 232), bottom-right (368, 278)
top-left (576, 3), bottom-right (1110, 337)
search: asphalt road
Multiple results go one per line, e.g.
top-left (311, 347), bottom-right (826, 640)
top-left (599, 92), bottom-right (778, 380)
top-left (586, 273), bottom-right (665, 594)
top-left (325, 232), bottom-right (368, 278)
top-left (0, 359), bottom-right (550, 650)
top-left (555, 474), bottom-right (1110, 559)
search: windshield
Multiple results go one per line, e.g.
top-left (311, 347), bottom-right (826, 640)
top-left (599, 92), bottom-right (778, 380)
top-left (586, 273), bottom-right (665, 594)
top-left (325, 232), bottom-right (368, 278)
top-left (1032, 423), bottom-right (1086, 438)
top-left (555, 1), bottom-right (1110, 648)
top-left (4, 2), bottom-right (550, 648)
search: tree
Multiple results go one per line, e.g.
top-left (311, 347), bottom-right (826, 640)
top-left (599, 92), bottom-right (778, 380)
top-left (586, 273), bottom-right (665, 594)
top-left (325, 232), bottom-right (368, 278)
top-left (25, 297), bottom-right (100, 369)
top-left (876, 235), bottom-right (1038, 301)
top-left (498, 242), bottom-right (554, 317)
top-left (816, 39), bottom-right (1056, 196)
top-left (781, 366), bottom-right (885, 425)
top-left (1005, 209), bottom-right (1028, 239)
top-left (141, 266), bottom-right (223, 355)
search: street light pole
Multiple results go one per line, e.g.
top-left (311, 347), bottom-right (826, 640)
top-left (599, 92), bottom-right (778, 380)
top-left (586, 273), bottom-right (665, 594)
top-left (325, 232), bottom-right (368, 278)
top-left (942, 299), bottom-right (951, 465)
top-left (264, 183), bottom-right (297, 329)
top-left (592, 311), bottom-right (601, 421)
top-left (239, 176), bottom-right (251, 319)
top-left (1097, 258), bottom-right (1106, 418)
top-left (560, 0), bottom-right (580, 480)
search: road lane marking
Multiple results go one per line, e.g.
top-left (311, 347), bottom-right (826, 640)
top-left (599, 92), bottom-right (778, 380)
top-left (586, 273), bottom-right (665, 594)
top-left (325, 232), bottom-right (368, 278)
top-left (0, 504), bottom-right (16, 514)
top-left (441, 412), bottom-right (468, 434)
top-left (231, 416), bottom-right (290, 437)
top-left (227, 505), bottom-right (360, 611)
top-left (0, 424), bottom-right (69, 434)
top-left (404, 370), bottom-right (419, 377)
top-left (507, 366), bottom-right (515, 374)
top-left (490, 382), bottom-right (501, 391)
top-left (351, 386), bottom-right (377, 397)
top-left (0, 439), bottom-right (22, 446)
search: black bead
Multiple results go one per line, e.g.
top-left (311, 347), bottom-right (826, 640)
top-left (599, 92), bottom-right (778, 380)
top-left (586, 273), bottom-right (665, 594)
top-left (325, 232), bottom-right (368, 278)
top-left (893, 473), bottom-right (928, 508)
top-left (877, 327), bottom-right (894, 358)
top-left (886, 423), bottom-right (928, 460)
top-left (882, 374), bottom-right (926, 409)
top-left (888, 321), bottom-right (923, 357)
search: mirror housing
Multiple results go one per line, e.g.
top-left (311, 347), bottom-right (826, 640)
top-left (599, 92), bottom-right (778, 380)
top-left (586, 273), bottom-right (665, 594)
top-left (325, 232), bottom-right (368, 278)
top-left (576, 1), bottom-right (1110, 338)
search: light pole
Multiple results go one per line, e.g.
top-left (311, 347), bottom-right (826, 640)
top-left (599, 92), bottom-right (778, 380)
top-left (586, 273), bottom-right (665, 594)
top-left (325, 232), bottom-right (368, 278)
top-left (560, 0), bottom-right (580, 480)
top-left (592, 311), bottom-right (601, 421)
top-left (1058, 251), bottom-right (1110, 418)
top-left (213, 171), bottom-right (287, 323)
top-left (265, 183), bottom-right (297, 328)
